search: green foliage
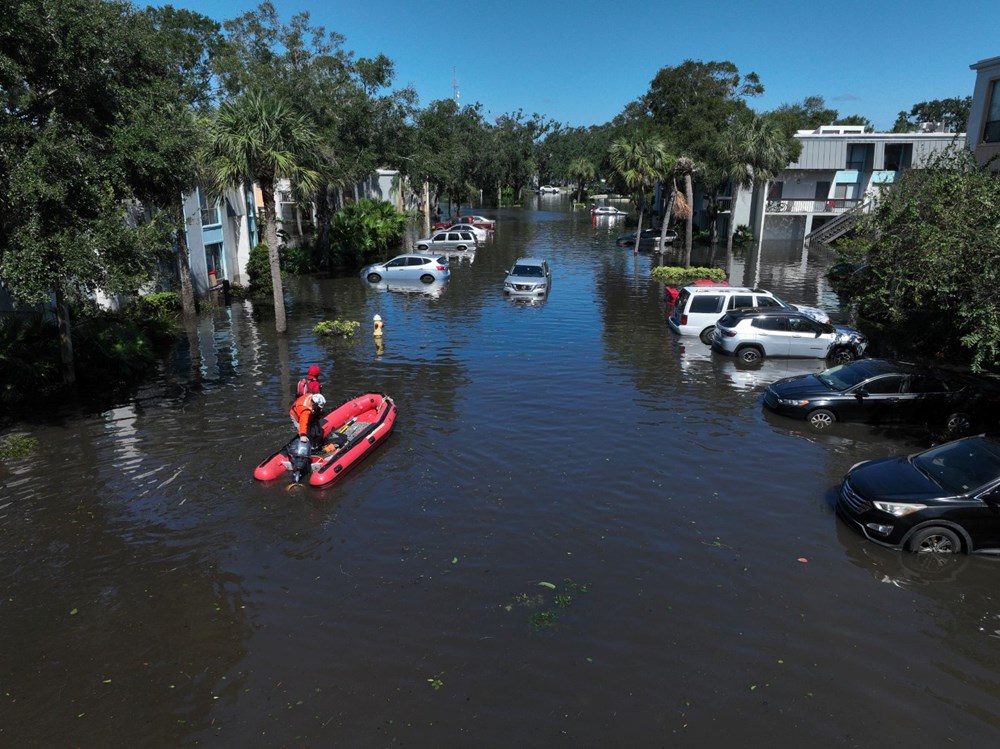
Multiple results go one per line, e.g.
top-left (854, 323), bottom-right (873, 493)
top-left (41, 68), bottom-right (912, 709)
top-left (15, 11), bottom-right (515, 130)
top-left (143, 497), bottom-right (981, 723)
top-left (246, 243), bottom-right (274, 296)
top-left (733, 225), bottom-right (753, 245)
top-left (329, 198), bottom-right (408, 266)
top-left (843, 148), bottom-right (1000, 370)
top-left (313, 319), bottom-right (361, 338)
top-left (0, 434), bottom-right (38, 459)
top-left (0, 316), bottom-right (61, 411)
top-left (650, 266), bottom-right (728, 286)
top-left (500, 186), bottom-right (516, 207)
top-left (129, 292), bottom-right (181, 320)
top-left (892, 97), bottom-right (971, 133)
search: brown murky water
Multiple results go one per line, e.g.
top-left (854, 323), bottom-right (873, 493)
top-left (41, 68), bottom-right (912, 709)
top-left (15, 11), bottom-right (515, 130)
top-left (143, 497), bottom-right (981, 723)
top-left (3, 197), bottom-right (1000, 747)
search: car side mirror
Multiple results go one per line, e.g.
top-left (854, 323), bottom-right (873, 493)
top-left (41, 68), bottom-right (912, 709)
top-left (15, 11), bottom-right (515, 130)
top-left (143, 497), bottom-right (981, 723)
top-left (855, 388), bottom-right (869, 398)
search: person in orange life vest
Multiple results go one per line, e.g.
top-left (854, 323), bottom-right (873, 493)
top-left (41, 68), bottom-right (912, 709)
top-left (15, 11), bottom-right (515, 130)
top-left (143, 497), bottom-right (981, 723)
top-left (297, 364), bottom-right (322, 395)
top-left (290, 392), bottom-right (326, 445)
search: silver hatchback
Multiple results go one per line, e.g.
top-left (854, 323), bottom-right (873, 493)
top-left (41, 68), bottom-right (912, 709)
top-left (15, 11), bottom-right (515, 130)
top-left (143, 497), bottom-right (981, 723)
top-left (712, 308), bottom-right (867, 365)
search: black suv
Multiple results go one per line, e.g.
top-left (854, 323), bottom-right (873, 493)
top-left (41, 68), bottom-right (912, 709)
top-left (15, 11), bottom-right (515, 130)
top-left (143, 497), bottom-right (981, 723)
top-left (838, 435), bottom-right (1000, 554)
top-left (764, 358), bottom-right (1000, 433)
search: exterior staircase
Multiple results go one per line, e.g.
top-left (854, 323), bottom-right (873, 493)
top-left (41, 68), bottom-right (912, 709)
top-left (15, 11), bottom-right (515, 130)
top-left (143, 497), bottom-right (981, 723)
top-left (805, 204), bottom-right (866, 245)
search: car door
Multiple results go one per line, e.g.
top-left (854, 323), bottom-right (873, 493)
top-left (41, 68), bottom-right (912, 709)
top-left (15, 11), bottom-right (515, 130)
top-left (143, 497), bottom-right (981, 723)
top-left (384, 256), bottom-right (411, 279)
top-left (846, 374), bottom-right (907, 423)
top-left (786, 315), bottom-right (831, 358)
top-left (750, 316), bottom-right (791, 357)
top-left (968, 484), bottom-right (1000, 551)
top-left (900, 374), bottom-right (955, 424)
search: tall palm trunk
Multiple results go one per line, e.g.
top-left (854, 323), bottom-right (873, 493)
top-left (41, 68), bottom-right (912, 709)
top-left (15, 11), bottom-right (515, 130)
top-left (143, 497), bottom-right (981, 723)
top-left (175, 209), bottom-right (196, 318)
top-left (684, 173), bottom-right (694, 268)
top-left (423, 179), bottom-right (431, 237)
top-left (658, 181), bottom-right (677, 251)
top-left (260, 181), bottom-right (287, 333)
top-left (54, 284), bottom-right (76, 385)
top-left (726, 183), bottom-right (744, 254)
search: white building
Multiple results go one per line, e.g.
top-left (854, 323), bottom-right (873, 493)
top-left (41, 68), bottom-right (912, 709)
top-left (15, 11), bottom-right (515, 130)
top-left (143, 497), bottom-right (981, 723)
top-left (728, 125), bottom-right (966, 244)
top-left (968, 55), bottom-right (1000, 170)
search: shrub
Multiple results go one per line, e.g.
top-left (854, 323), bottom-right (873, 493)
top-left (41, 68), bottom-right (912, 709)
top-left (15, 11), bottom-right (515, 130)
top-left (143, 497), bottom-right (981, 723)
top-left (130, 291), bottom-right (180, 320)
top-left (650, 266), bottom-right (728, 286)
top-left (329, 198), bottom-right (408, 267)
top-left (246, 242), bottom-right (273, 296)
top-left (313, 319), bottom-right (361, 338)
top-left (0, 434), bottom-right (38, 459)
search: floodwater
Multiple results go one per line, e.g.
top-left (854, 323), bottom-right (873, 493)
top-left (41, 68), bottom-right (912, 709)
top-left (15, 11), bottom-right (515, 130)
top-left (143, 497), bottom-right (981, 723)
top-left (3, 196), bottom-right (1000, 748)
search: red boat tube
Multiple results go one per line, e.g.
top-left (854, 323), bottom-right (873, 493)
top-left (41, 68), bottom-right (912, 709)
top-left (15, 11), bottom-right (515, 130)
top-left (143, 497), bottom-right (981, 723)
top-left (253, 392), bottom-right (397, 487)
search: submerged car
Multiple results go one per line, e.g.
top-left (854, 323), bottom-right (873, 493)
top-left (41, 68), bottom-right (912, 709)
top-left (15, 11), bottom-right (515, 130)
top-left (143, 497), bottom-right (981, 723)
top-left (503, 257), bottom-right (550, 296)
top-left (763, 358), bottom-right (1000, 433)
top-left (837, 435), bottom-right (1000, 554)
top-left (414, 230), bottom-right (478, 252)
top-left (712, 308), bottom-right (866, 365)
top-left (615, 228), bottom-right (677, 249)
top-left (360, 253), bottom-right (450, 284)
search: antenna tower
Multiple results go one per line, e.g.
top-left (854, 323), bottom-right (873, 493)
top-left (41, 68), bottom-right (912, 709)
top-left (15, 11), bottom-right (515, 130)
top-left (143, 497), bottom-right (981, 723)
top-left (452, 67), bottom-right (460, 103)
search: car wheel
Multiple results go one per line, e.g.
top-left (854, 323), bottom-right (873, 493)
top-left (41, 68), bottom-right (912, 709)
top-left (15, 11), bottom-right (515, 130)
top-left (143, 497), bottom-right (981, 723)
top-left (366, 272), bottom-right (382, 283)
top-left (420, 274), bottom-right (435, 284)
top-left (806, 408), bottom-right (836, 431)
top-left (828, 347), bottom-right (857, 365)
top-left (737, 346), bottom-right (763, 365)
top-left (699, 327), bottom-right (715, 345)
top-left (944, 412), bottom-right (973, 436)
top-left (908, 526), bottom-right (962, 555)
top-left (417, 244), bottom-right (429, 250)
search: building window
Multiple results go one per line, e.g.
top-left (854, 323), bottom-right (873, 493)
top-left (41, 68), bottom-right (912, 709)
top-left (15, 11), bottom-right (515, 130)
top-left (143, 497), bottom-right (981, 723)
top-left (198, 188), bottom-right (221, 227)
top-left (985, 79), bottom-right (1000, 143)
top-left (884, 143), bottom-right (912, 171)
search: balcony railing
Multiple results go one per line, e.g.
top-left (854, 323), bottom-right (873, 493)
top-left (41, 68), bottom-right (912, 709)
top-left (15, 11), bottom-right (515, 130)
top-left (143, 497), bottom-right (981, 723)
top-left (765, 198), bottom-right (861, 214)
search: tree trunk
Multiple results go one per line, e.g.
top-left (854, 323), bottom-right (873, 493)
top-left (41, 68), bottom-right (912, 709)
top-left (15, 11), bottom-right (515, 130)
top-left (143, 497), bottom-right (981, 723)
top-left (684, 173), bottom-right (694, 268)
top-left (423, 179), bottom-right (431, 238)
top-left (314, 187), bottom-right (333, 264)
top-left (726, 184), bottom-right (742, 254)
top-left (260, 182), bottom-right (287, 334)
top-left (176, 212), bottom-right (197, 319)
top-left (54, 284), bottom-right (76, 385)
top-left (633, 189), bottom-right (645, 254)
top-left (658, 182), bottom-right (677, 252)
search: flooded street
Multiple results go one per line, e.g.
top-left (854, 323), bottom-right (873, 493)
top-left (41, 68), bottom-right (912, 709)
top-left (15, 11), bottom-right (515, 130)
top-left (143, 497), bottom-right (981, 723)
top-left (4, 198), bottom-right (1000, 747)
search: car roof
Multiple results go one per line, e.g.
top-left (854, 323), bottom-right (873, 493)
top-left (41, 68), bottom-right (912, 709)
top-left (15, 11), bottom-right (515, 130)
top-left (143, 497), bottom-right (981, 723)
top-left (681, 285), bottom-right (762, 294)
top-left (513, 257), bottom-right (546, 265)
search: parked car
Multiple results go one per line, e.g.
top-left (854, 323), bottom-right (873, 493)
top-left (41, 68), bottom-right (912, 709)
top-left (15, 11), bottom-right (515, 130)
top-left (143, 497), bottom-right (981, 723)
top-left (439, 223), bottom-right (488, 242)
top-left (503, 257), bottom-right (550, 297)
top-left (668, 286), bottom-right (830, 344)
top-left (712, 308), bottom-right (867, 365)
top-left (458, 214), bottom-right (495, 230)
top-left (538, 185), bottom-right (560, 194)
top-left (615, 228), bottom-right (677, 249)
top-left (360, 253), bottom-right (450, 284)
top-left (837, 435), bottom-right (1000, 554)
top-left (665, 279), bottom-right (729, 309)
top-left (592, 206), bottom-right (627, 216)
top-left (763, 358), bottom-right (1000, 433)
top-left (413, 230), bottom-right (478, 252)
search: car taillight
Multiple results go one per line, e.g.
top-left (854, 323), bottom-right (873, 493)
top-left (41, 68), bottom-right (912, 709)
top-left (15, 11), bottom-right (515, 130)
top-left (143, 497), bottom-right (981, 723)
top-left (721, 328), bottom-right (736, 337)
top-left (436, 265), bottom-right (446, 271)
top-left (680, 314), bottom-right (688, 325)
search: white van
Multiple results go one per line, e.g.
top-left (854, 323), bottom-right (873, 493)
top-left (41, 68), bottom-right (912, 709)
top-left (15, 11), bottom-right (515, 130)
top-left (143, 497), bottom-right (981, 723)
top-left (667, 286), bottom-right (829, 344)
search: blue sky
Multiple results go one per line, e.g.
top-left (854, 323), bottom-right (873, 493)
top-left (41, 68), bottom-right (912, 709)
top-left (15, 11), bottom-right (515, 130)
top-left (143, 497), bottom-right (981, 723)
top-left (158, 0), bottom-right (999, 131)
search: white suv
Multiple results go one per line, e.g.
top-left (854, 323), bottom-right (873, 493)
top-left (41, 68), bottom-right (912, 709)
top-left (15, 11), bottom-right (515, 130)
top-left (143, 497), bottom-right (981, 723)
top-left (667, 285), bottom-right (829, 344)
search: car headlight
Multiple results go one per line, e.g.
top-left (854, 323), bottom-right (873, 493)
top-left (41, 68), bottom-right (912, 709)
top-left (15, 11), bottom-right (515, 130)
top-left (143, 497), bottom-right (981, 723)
top-left (778, 398), bottom-right (810, 407)
top-left (872, 501), bottom-right (927, 517)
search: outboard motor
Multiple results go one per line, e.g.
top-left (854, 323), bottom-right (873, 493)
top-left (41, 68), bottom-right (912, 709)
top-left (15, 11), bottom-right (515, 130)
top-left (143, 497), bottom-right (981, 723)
top-left (288, 438), bottom-right (313, 484)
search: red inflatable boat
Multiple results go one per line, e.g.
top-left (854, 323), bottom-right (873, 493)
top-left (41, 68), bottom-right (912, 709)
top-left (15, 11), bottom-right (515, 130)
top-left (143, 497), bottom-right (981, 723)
top-left (253, 392), bottom-right (397, 487)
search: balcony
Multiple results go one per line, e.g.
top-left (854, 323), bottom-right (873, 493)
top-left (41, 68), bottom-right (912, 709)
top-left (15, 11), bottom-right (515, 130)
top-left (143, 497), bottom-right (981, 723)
top-left (765, 198), bottom-right (861, 214)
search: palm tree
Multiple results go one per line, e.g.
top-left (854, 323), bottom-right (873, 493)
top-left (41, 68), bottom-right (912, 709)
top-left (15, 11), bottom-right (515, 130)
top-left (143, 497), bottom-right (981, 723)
top-left (609, 136), bottom-right (670, 253)
top-left (203, 90), bottom-right (321, 333)
top-left (673, 157), bottom-right (696, 267)
top-left (719, 113), bottom-right (792, 254)
top-left (568, 156), bottom-right (596, 204)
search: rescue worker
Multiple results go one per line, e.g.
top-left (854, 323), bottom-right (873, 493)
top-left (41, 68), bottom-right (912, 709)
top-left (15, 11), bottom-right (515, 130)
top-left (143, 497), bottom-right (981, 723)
top-left (290, 392), bottom-right (326, 446)
top-left (297, 364), bottom-right (323, 395)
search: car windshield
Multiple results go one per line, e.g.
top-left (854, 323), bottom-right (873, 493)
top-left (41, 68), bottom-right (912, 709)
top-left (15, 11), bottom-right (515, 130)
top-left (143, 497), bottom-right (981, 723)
top-left (816, 364), bottom-right (869, 391)
top-left (512, 265), bottom-right (544, 277)
top-left (911, 439), bottom-right (1000, 494)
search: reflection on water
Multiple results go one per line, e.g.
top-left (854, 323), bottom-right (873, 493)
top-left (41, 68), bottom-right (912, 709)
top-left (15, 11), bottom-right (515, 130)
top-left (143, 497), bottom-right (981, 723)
top-left (4, 205), bottom-right (1000, 746)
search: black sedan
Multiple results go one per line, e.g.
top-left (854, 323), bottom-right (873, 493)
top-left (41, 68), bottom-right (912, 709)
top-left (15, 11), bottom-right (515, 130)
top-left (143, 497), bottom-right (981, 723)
top-left (763, 359), bottom-right (1000, 432)
top-left (838, 435), bottom-right (1000, 554)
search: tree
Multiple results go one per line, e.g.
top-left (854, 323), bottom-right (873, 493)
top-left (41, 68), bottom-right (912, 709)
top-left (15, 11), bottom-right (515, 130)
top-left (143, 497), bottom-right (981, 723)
top-left (0, 0), bottom-right (192, 383)
top-left (717, 113), bottom-right (794, 253)
top-left (892, 97), bottom-right (972, 133)
top-left (674, 157), bottom-right (696, 266)
top-left (609, 135), bottom-right (670, 253)
top-left (203, 90), bottom-right (320, 333)
top-left (839, 148), bottom-right (1000, 370)
top-left (568, 157), bottom-right (596, 203)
